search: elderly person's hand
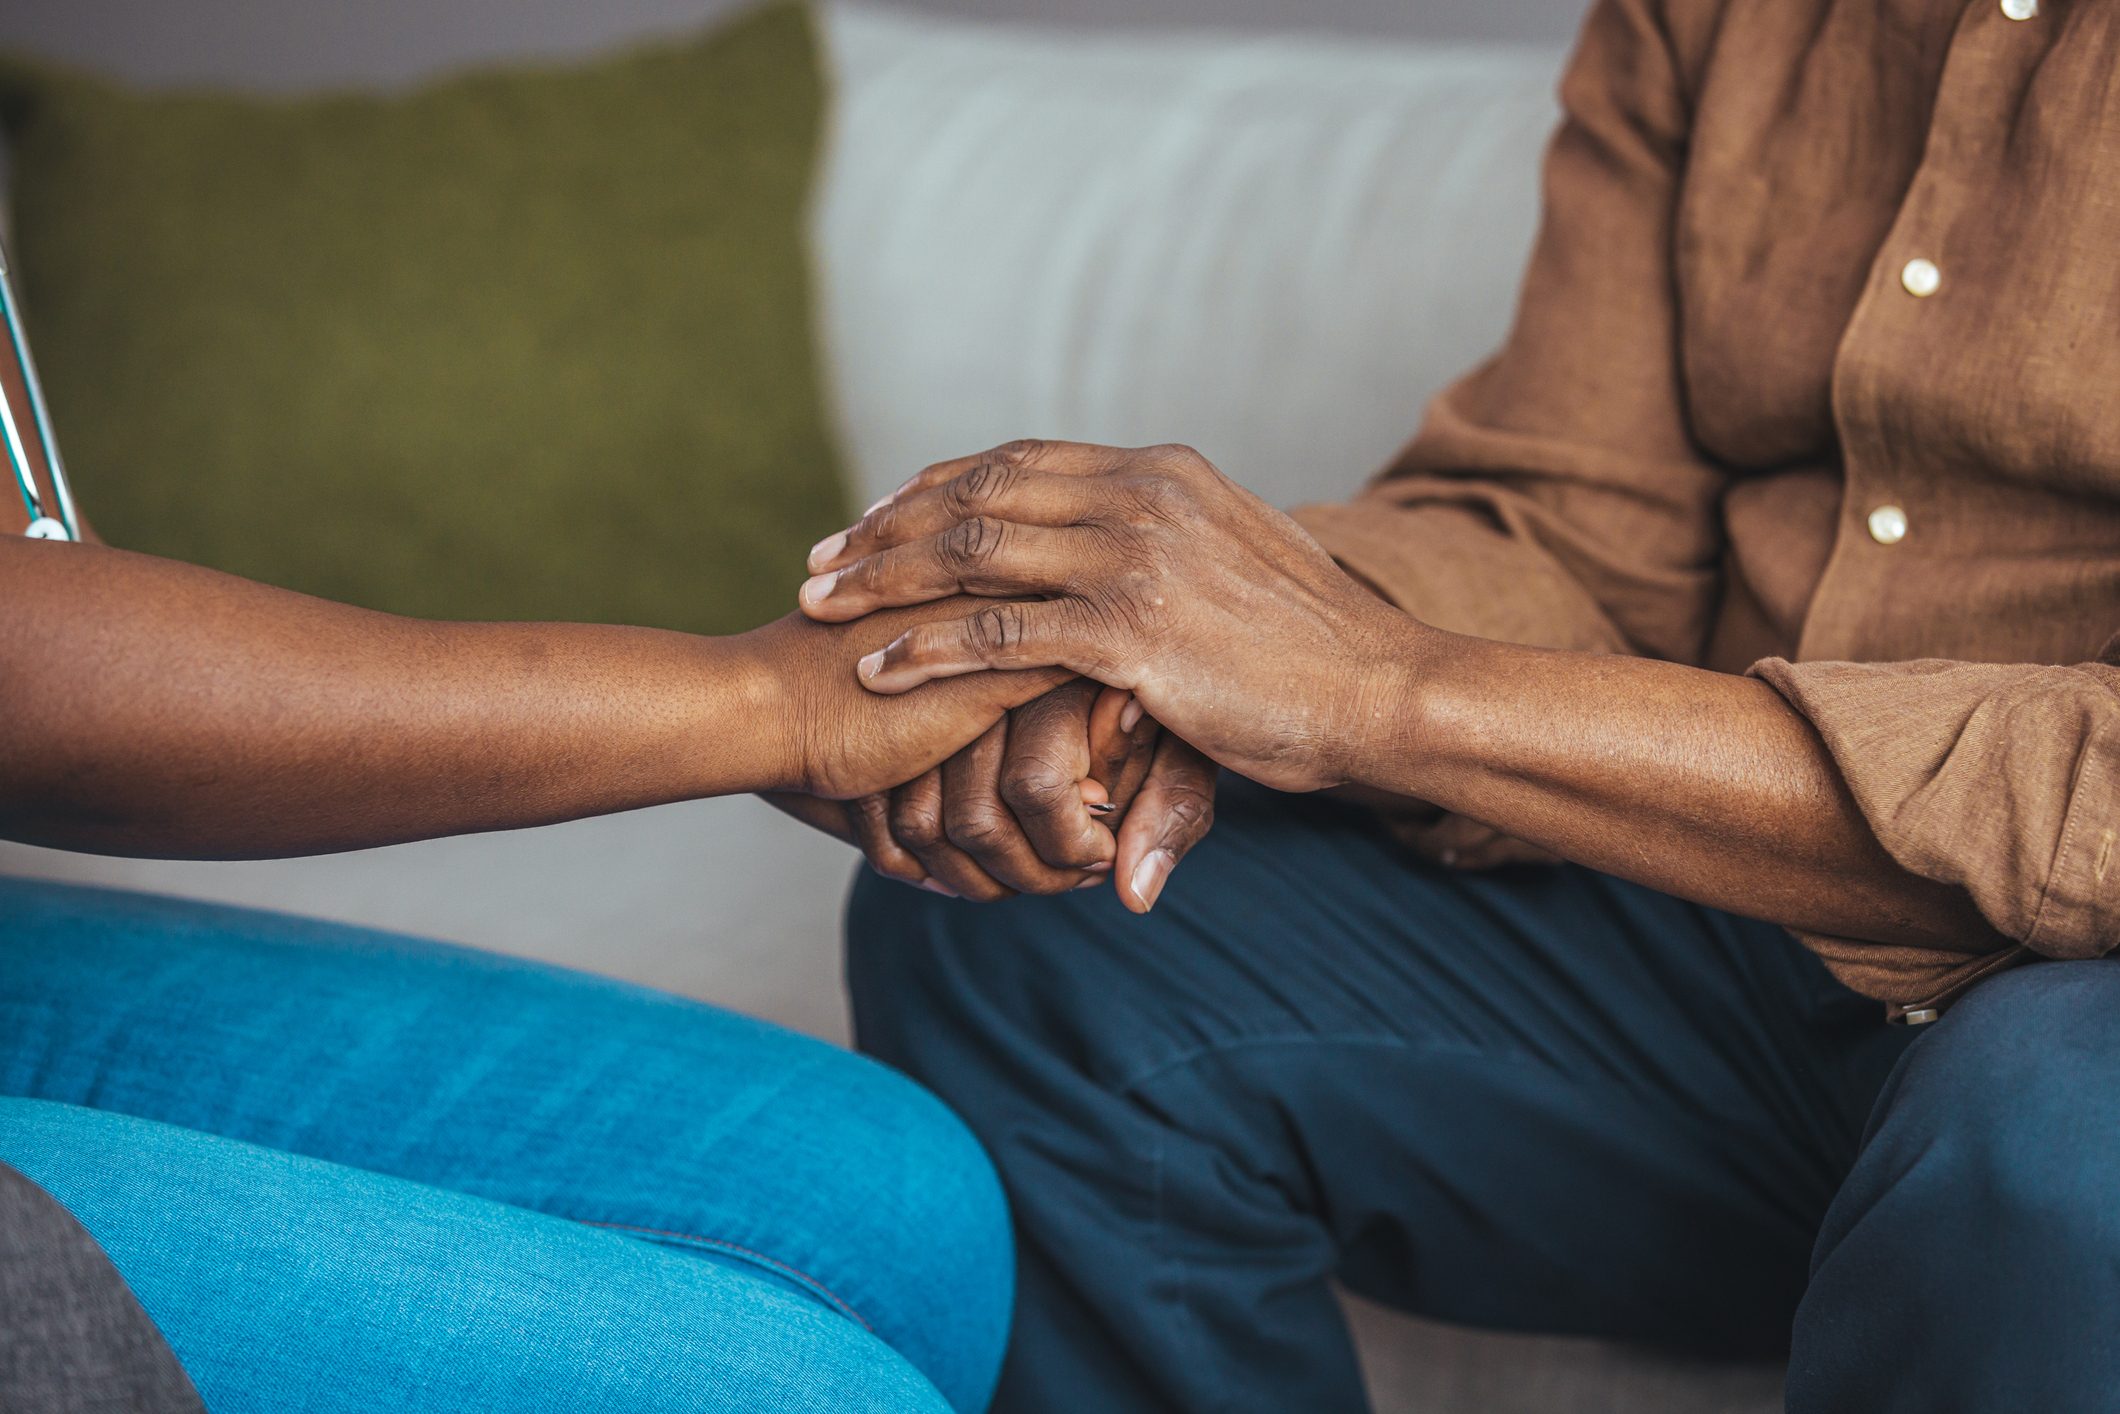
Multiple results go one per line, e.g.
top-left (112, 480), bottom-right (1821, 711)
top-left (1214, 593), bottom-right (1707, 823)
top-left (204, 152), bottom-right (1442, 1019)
top-left (797, 440), bottom-right (1419, 794)
top-left (831, 679), bottom-right (1219, 912)
top-left (760, 576), bottom-right (1219, 911)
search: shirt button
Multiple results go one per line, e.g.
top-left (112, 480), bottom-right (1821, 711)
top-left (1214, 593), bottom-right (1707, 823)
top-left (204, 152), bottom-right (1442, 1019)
top-left (1867, 504), bottom-right (1909, 545)
top-left (2000, 0), bottom-right (2038, 19)
top-left (1900, 258), bottom-right (1941, 297)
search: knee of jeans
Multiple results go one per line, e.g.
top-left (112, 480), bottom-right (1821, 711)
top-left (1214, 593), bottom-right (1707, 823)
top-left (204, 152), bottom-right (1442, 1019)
top-left (1870, 963), bottom-right (2120, 1239)
top-left (869, 1059), bottom-right (1011, 1282)
top-left (819, 1054), bottom-right (1013, 1410)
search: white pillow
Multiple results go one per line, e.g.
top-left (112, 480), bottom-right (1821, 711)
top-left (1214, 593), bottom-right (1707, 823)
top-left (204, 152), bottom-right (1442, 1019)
top-left (810, 2), bottom-right (1563, 509)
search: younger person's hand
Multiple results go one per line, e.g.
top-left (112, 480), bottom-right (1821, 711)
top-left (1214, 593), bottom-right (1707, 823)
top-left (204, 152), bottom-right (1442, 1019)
top-left (740, 599), bottom-right (1071, 801)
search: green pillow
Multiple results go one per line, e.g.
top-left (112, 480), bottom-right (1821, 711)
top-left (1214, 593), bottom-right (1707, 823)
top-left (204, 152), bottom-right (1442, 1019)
top-left (0, 2), bottom-right (847, 634)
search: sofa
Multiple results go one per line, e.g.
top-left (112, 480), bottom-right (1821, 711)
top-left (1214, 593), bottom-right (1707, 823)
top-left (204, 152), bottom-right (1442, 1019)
top-left (0, 3), bottom-right (1785, 1408)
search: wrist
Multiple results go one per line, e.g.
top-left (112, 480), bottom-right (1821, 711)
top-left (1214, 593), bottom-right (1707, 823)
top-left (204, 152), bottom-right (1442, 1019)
top-left (1326, 606), bottom-right (1452, 794)
top-left (683, 628), bottom-right (799, 797)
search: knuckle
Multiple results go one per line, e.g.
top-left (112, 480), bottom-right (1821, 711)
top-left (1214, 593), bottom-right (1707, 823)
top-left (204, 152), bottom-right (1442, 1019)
top-left (941, 469), bottom-right (986, 519)
top-left (966, 603), bottom-right (1028, 658)
top-left (938, 515), bottom-right (1005, 574)
top-left (1160, 786), bottom-right (1216, 838)
top-left (1144, 442), bottom-right (1211, 479)
top-left (945, 805), bottom-right (1015, 853)
top-left (890, 796), bottom-right (946, 849)
top-left (848, 793), bottom-right (892, 837)
top-left (995, 438), bottom-right (1045, 464)
top-left (850, 801), bottom-right (921, 882)
top-left (999, 757), bottom-right (1073, 812)
top-left (944, 459), bottom-right (1022, 519)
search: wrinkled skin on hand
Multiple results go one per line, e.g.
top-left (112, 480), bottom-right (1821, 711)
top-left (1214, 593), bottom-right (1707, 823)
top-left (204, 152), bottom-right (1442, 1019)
top-left (846, 679), bottom-right (1145, 900)
top-left (798, 440), bottom-right (1421, 795)
top-left (772, 662), bottom-right (1218, 914)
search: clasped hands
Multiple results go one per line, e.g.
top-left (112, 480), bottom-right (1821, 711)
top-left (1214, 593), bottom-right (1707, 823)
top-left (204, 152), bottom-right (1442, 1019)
top-left (786, 440), bottom-right (1424, 910)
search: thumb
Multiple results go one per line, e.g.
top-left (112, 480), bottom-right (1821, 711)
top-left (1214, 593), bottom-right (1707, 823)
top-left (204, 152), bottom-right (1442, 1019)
top-left (1113, 736), bottom-right (1218, 914)
top-left (1086, 687), bottom-right (1159, 812)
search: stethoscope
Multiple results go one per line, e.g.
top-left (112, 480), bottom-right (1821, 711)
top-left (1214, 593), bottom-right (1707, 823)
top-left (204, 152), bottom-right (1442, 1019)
top-left (0, 238), bottom-right (81, 542)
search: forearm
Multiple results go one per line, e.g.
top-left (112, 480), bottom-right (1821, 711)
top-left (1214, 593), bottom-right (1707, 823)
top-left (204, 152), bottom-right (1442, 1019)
top-left (801, 440), bottom-right (1974, 943)
top-left (1359, 625), bottom-right (1988, 948)
top-left (0, 539), bottom-right (785, 858)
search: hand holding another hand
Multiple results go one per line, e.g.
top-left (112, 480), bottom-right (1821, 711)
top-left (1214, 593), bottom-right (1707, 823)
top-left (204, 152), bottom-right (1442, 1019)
top-left (751, 594), bottom-right (1216, 912)
top-left (841, 678), bottom-right (1217, 912)
top-left (741, 599), bottom-right (1070, 801)
top-left (798, 440), bottom-right (1424, 795)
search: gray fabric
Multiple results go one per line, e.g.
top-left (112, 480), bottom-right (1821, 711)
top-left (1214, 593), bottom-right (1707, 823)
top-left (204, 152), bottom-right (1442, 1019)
top-left (0, 1161), bottom-right (205, 1414)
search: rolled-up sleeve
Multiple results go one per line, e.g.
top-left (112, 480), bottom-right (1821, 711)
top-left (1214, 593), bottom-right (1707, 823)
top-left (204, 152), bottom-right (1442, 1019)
top-left (1294, 0), bottom-right (1727, 666)
top-left (1752, 652), bottom-right (2120, 966)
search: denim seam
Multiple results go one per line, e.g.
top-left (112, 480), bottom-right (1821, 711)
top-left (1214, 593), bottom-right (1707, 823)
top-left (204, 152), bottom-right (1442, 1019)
top-left (580, 1219), bottom-right (875, 1331)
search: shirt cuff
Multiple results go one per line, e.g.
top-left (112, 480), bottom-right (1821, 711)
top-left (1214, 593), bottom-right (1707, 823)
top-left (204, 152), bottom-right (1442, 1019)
top-left (1750, 655), bottom-right (2120, 960)
top-left (1292, 498), bottom-right (1629, 654)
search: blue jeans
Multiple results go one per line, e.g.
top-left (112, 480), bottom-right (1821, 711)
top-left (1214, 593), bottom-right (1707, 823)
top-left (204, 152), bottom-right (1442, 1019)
top-left (0, 876), bottom-right (1010, 1414)
top-left (850, 778), bottom-right (2120, 1413)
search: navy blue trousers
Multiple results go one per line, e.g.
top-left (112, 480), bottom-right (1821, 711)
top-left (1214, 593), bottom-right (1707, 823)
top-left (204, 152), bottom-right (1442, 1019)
top-left (848, 779), bottom-right (2120, 1413)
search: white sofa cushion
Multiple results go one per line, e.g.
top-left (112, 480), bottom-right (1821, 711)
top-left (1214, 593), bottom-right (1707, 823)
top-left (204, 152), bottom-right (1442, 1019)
top-left (811, 2), bottom-right (1563, 510)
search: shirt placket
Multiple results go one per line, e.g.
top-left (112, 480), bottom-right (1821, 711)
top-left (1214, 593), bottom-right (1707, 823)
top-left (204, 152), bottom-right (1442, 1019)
top-left (1797, 0), bottom-right (2052, 668)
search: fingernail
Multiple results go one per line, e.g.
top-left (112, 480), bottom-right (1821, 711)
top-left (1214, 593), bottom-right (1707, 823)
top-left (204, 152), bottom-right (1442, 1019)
top-left (1130, 849), bottom-right (1174, 910)
top-left (857, 650), bottom-right (886, 680)
top-left (1439, 849), bottom-right (1458, 867)
top-left (1119, 697), bottom-right (1145, 734)
top-left (799, 569), bottom-right (842, 608)
top-left (919, 878), bottom-right (958, 898)
top-left (1086, 859), bottom-right (1112, 873)
top-left (1087, 801), bottom-right (1118, 816)
top-left (1074, 877), bottom-right (1104, 890)
top-left (807, 531), bottom-right (847, 573)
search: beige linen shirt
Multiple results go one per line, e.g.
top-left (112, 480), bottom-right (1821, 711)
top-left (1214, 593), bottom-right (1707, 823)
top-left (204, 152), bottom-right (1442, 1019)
top-left (1296, 0), bottom-right (2120, 1018)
